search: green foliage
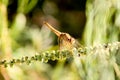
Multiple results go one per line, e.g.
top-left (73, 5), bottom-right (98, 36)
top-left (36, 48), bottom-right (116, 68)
top-left (17, 0), bottom-right (38, 13)
top-left (84, 0), bottom-right (120, 46)
top-left (0, 42), bottom-right (120, 80)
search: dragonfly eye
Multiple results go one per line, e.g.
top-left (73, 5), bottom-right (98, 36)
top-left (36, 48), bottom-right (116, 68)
top-left (67, 38), bottom-right (71, 41)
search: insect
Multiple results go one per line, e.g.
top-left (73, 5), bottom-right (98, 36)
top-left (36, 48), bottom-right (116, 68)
top-left (43, 22), bottom-right (80, 52)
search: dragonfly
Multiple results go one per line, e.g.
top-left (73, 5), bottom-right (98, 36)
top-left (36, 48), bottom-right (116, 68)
top-left (43, 22), bottom-right (81, 52)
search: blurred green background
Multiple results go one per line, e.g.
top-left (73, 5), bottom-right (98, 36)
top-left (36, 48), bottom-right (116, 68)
top-left (0, 0), bottom-right (120, 80)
